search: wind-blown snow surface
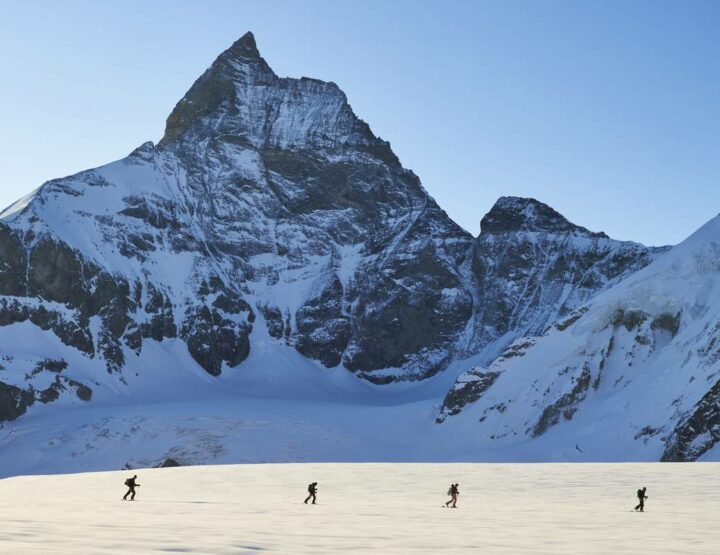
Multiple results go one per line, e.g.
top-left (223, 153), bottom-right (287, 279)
top-left (1, 463), bottom-right (718, 554)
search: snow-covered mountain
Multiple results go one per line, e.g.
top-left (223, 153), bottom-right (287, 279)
top-left (463, 196), bottom-right (666, 362)
top-left (0, 32), bottom-right (477, 396)
top-left (439, 213), bottom-right (720, 461)
top-left (0, 32), bottom-right (694, 469)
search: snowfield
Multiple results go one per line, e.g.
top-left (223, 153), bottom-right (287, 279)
top-left (0, 463), bottom-right (717, 554)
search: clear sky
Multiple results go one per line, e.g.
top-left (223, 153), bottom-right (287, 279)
top-left (0, 0), bottom-right (718, 246)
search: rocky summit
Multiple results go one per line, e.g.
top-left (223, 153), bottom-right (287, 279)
top-left (0, 32), bottom-right (478, 391)
top-left (6, 32), bottom-right (715, 464)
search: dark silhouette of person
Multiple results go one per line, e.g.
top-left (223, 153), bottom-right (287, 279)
top-left (304, 482), bottom-right (318, 504)
top-left (445, 483), bottom-right (459, 508)
top-left (634, 487), bottom-right (648, 512)
top-left (123, 475), bottom-right (140, 501)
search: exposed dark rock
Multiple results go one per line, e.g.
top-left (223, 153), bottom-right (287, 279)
top-left (28, 238), bottom-right (90, 308)
top-left (73, 380), bottom-right (93, 401)
top-left (610, 308), bottom-right (653, 332)
top-left (652, 312), bottom-right (681, 337)
top-left (0, 381), bottom-right (34, 423)
top-left (532, 364), bottom-right (592, 437)
top-left (259, 305), bottom-right (285, 339)
top-left (480, 197), bottom-right (606, 236)
top-left (37, 375), bottom-right (93, 404)
top-left (437, 368), bottom-right (501, 423)
top-left (662, 377), bottom-right (720, 461)
top-left (34, 358), bottom-right (68, 374)
top-left (556, 308), bottom-right (589, 331)
top-left (295, 276), bottom-right (350, 367)
top-left (181, 305), bottom-right (252, 376)
top-left (0, 222), bottom-right (27, 296)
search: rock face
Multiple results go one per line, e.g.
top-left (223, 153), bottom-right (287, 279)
top-left (465, 197), bottom-right (667, 355)
top-left (0, 357), bottom-right (92, 423)
top-left (436, 367), bottom-right (501, 423)
top-left (0, 382), bottom-right (34, 423)
top-left (662, 377), bottom-right (720, 462)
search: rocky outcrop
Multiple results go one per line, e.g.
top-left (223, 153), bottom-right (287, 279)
top-left (0, 223), bottom-right (27, 296)
top-left (436, 367), bottom-right (501, 423)
top-left (0, 382), bottom-right (34, 423)
top-left (662, 378), bottom-right (720, 461)
top-left (0, 358), bottom-right (91, 423)
top-left (531, 363), bottom-right (592, 437)
top-left (295, 275), bottom-right (351, 368)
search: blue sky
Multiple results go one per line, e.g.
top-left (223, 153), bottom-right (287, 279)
top-left (0, 0), bottom-right (718, 246)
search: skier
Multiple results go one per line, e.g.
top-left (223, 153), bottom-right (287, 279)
top-left (444, 483), bottom-right (459, 508)
top-left (304, 482), bottom-right (318, 505)
top-left (123, 475), bottom-right (140, 501)
top-left (634, 487), bottom-right (648, 512)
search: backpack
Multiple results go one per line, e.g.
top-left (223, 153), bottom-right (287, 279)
top-left (125, 479), bottom-right (133, 487)
top-left (637, 489), bottom-right (643, 498)
top-left (447, 486), bottom-right (454, 495)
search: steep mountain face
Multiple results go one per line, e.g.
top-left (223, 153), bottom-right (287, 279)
top-left (459, 196), bottom-right (668, 360)
top-left (0, 31), bottom-right (666, 457)
top-left (0, 31), bottom-right (476, 415)
top-left (438, 213), bottom-right (720, 461)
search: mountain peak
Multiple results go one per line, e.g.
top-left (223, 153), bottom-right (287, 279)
top-left (480, 196), bottom-right (606, 237)
top-left (160, 32), bottom-right (276, 145)
top-left (224, 31), bottom-right (262, 60)
top-left (158, 31), bottom-right (398, 162)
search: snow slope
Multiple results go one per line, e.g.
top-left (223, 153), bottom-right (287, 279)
top-left (0, 463), bottom-right (718, 554)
